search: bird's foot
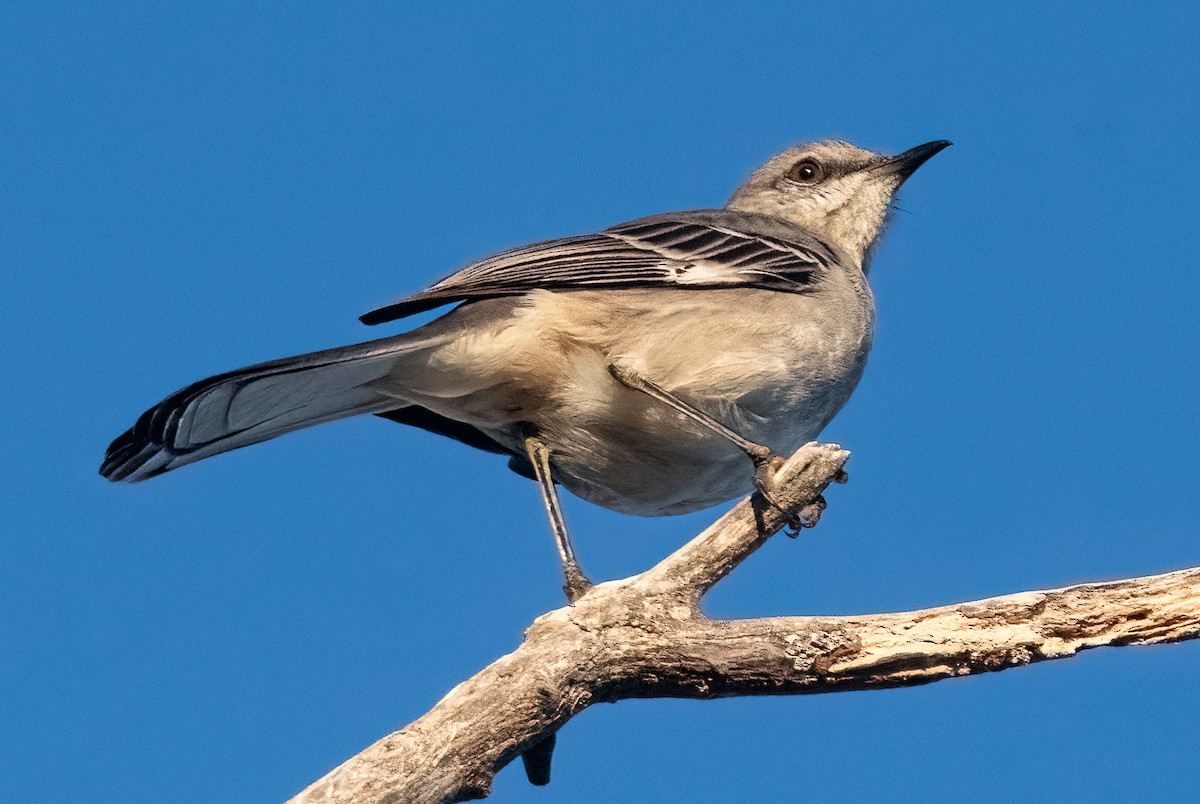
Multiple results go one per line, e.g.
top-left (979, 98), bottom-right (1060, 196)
top-left (791, 495), bottom-right (827, 535)
top-left (752, 452), bottom-right (795, 526)
top-left (562, 566), bottom-right (594, 604)
top-left (753, 452), bottom-right (832, 537)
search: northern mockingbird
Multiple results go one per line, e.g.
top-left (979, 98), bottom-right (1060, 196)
top-left (101, 139), bottom-right (949, 599)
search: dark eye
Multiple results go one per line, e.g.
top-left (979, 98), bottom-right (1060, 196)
top-left (786, 158), bottom-right (824, 184)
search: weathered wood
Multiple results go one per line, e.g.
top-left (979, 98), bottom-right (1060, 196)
top-left (287, 443), bottom-right (1200, 804)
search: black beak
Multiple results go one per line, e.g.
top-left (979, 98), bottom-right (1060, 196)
top-left (878, 140), bottom-right (952, 182)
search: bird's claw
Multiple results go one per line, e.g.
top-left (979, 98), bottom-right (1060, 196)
top-left (753, 453), bottom-right (795, 525)
top-left (797, 495), bottom-right (827, 527)
top-left (753, 453), bottom-right (827, 537)
top-left (562, 569), bottom-right (594, 604)
top-left (778, 495), bottom-right (826, 537)
top-left (752, 453), bottom-right (785, 501)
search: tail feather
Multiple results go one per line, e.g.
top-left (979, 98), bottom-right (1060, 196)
top-left (100, 335), bottom-right (420, 482)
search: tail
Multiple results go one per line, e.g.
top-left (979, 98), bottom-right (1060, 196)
top-left (100, 335), bottom-right (420, 482)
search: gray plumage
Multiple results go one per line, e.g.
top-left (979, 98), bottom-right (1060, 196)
top-left (359, 211), bottom-right (837, 324)
top-left (101, 139), bottom-right (948, 518)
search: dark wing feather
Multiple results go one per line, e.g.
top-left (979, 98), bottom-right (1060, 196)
top-left (373, 406), bottom-right (538, 480)
top-left (374, 406), bottom-right (512, 456)
top-left (360, 211), bottom-right (839, 325)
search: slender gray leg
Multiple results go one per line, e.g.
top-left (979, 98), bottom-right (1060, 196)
top-left (524, 435), bottom-right (593, 602)
top-left (607, 363), bottom-right (794, 518)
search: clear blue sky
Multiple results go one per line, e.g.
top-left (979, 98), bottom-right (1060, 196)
top-left (3, 3), bottom-right (1198, 802)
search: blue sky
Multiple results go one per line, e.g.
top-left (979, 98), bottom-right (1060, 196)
top-left (3, 3), bottom-right (1198, 802)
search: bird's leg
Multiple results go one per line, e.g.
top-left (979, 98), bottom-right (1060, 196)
top-left (607, 363), bottom-right (798, 524)
top-left (523, 434), bottom-right (593, 603)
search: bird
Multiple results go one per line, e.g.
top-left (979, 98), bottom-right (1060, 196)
top-left (100, 138), bottom-right (949, 600)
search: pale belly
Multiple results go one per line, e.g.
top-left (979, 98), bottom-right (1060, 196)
top-left (394, 284), bottom-right (874, 516)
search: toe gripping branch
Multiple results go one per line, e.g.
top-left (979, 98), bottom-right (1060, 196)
top-left (754, 452), bottom-right (848, 536)
top-left (750, 451), bottom-right (790, 524)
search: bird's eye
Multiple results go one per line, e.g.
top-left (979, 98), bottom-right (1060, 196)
top-left (786, 158), bottom-right (824, 184)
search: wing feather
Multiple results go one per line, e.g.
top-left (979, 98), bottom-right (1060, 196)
top-left (360, 211), bottom-right (839, 325)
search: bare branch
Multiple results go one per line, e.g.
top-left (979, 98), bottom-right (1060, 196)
top-left (635, 441), bottom-right (849, 598)
top-left (286, 443), bottom-right (1200, 804)
top-left (616, 567), bottom-right (1200, 700)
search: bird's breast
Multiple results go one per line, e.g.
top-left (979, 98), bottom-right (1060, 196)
top-left (512, 283), bottom-right (874, 515)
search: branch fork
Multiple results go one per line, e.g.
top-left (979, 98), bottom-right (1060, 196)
top-left (288, 443), bottom-right (1200, 804)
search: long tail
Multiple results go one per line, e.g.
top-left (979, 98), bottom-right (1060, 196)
top-left (100, 334), bottom-right (422, 482)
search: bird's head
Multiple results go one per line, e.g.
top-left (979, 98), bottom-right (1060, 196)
top-left (726, 139), bottom-right (950, 267)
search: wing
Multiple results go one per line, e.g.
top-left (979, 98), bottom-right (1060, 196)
top-left (360, 211), bottom-right (841, 325)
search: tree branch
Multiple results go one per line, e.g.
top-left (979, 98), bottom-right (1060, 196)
top-left (287, 443), bottom-right (1200, 804)
top-left (636, 442), bottom-right (849, 597)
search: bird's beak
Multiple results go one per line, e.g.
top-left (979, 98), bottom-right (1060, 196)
top-left (876, 140), bottom-right (952, 182)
